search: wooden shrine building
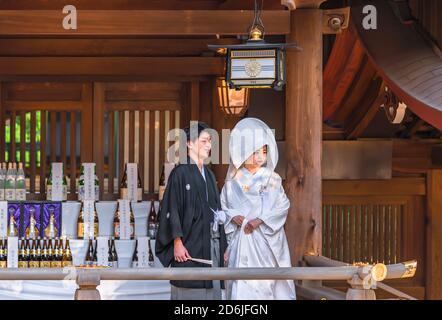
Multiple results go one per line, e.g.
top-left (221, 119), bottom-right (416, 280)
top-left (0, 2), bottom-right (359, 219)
top-left (0, 0), bottom-right (441, 299)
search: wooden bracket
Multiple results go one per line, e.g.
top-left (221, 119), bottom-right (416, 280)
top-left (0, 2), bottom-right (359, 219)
top-left (322, 7), bottom-right (350, 34)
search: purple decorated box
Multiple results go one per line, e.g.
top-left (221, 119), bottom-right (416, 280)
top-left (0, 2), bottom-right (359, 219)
top-left (23, 203), bottom-right (42, 239)
top-left (7, 203), bottom-right (21, 237)
top-left (42, 202), bottom-right (62, 238)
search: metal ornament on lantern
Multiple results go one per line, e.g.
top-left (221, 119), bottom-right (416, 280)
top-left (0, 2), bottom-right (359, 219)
top-left (209, 0), bottom-right (301, 91)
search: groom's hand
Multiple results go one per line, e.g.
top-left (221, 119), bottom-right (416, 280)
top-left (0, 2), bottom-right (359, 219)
top-left (232, 215), bottom-right (245, 226)
top-left (244, 218), bottom-right (263, 234)
top-left (174, 238), bottom-right (191, 262)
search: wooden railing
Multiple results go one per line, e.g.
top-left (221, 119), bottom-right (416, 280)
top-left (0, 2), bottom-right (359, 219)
top-left (0, 257), bottom-right (417, 300)
top-left (302, 255), bottom-right (418, 300)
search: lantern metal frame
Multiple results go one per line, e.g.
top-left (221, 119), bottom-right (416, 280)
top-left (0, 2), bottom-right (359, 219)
top-left (208, 0), bottom-right (301, 91)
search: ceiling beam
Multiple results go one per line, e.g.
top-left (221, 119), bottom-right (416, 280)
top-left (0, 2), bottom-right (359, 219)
top-left (0, 10), bottom-right (290, 36)
top-left (0, 57), bottom-right (224, 78)
top-left (0, 1), bottom-right (220, 10)
top-left (0, 38), bottom-right (240, 57)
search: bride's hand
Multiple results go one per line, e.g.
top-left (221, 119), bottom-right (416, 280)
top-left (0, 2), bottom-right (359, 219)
top-left (244, 218), bottom-right (263, 234)
top-left (232, 215), bottom-right (245, 226)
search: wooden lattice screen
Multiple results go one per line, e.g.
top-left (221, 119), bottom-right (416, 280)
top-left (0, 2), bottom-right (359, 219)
top-left (0, 81), bottom-right (187, 200)
top-left (0, 82), bottom-right (93, 200)
top-left (323, 180), bottom-right (427, 298)
top-left (322, 179), bottom-right (428, 297)
top-left (92, 82), bottom-right (184, 200)
top-left (322, 201), bottom-right (405, 264)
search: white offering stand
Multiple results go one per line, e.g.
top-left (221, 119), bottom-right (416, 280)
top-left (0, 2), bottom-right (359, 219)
top-left (0, 201), bottom-right (170, 300)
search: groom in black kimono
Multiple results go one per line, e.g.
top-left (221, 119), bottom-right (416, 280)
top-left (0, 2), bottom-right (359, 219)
top-left (156, 122), bottom-right (227, 300)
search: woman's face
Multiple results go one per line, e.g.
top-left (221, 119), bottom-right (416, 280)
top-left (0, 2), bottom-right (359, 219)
top-left (244, 145), bottom-right (268, 168)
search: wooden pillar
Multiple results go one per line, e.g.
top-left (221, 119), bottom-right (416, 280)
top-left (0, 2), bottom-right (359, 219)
top-left (93, 82), bottom-right (105, 200)
top-left (81, 83), bottom-right (94, 163)
top-left (285, 8), bottom-right (323, 266)
top-left (0, 82), bottom-right (4, 163)
top-left (190, 81), bottom-right (200, 121)
top-left (426, 170), bottom-right (442, 299)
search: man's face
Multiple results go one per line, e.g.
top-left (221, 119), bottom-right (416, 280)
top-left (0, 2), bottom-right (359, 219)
top-left (188, 131), bottom-right (212, 161)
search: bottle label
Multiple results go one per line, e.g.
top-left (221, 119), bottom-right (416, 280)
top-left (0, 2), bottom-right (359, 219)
top-left (18, 261), bottom-right (28, 268)
top-left (0, 202), bottom-right (7, 237)
top-left (51, 261), bottom-right (62, 268)
top-left (63, 185), bottom-right (68, 201)
top-left (5, 189), bottom-right (15, 201)
top-left (148, 222), bottom-right (157, 239)
top-left (40, 261), bottom-right (51, 268)
top-left (77, 222), bottom-right (84, 238)
top-left (0, 261), bottom-right (7, 268)
top-left (114, 222), bottom-right (120, 238)
top-left (159, 186), bottom-right (166, 201)
top-left (29, 261), bottom-right (40, 268)
top-left (46, 185), bottom-right (52, 200)
top-left (62, 260), bottom-right (73, 268)
top-left (15, 189), bottom-right (26, 201)
top-left (94, 223), bottom-right (99, 238)
top-left (78, 185), bottom-right (84, 201)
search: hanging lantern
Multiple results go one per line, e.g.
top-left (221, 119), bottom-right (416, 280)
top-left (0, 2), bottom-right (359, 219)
top-left (216, 77), bottom-right (250, 117)
top-left (208, 0), bottom-right (300, 91)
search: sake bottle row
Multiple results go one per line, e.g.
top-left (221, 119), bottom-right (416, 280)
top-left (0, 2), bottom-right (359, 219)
top-left (0, 237), bottom-right (73, 269)
top-left (76, 199), bottom-right (159, 240)
top-left (0, 162), bottom-right (26, 201)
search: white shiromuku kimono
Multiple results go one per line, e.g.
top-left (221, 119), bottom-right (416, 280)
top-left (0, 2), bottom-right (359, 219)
top-left (221, 117), bottom-right (296, 300)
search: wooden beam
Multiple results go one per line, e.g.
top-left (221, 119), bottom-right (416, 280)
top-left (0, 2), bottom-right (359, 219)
top-left (426, 170), bottom-right (442, 299)
top-left (0, 38), bottom-right (241, 57)
top-left (0, 0), bottom-right (220, 10)
top-left (0, 10), bottom-right (290, 36)
top-left (2, 101), bottom-right (83, 111)
top-left (293, 0), bottom-right (325, 9)
top-left (323, 178), bottom-right (426, 196)
top-left (0, 57), bottom-right (224, 77)
top-left (106, 101), bottom-right (181, 112)
top-left (285, 9), bottom-right (323, 266)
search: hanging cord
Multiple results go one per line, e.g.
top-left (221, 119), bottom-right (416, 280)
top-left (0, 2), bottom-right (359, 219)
top-left (247, 0), bottom-right (265, 39)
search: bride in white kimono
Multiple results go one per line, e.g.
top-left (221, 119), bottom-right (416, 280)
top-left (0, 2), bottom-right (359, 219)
top-left (221, 118), bottom-right (296, 300)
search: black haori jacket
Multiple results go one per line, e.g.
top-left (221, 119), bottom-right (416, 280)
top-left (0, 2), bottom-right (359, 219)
top-left (155, 162), bottom-right (227, 289)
